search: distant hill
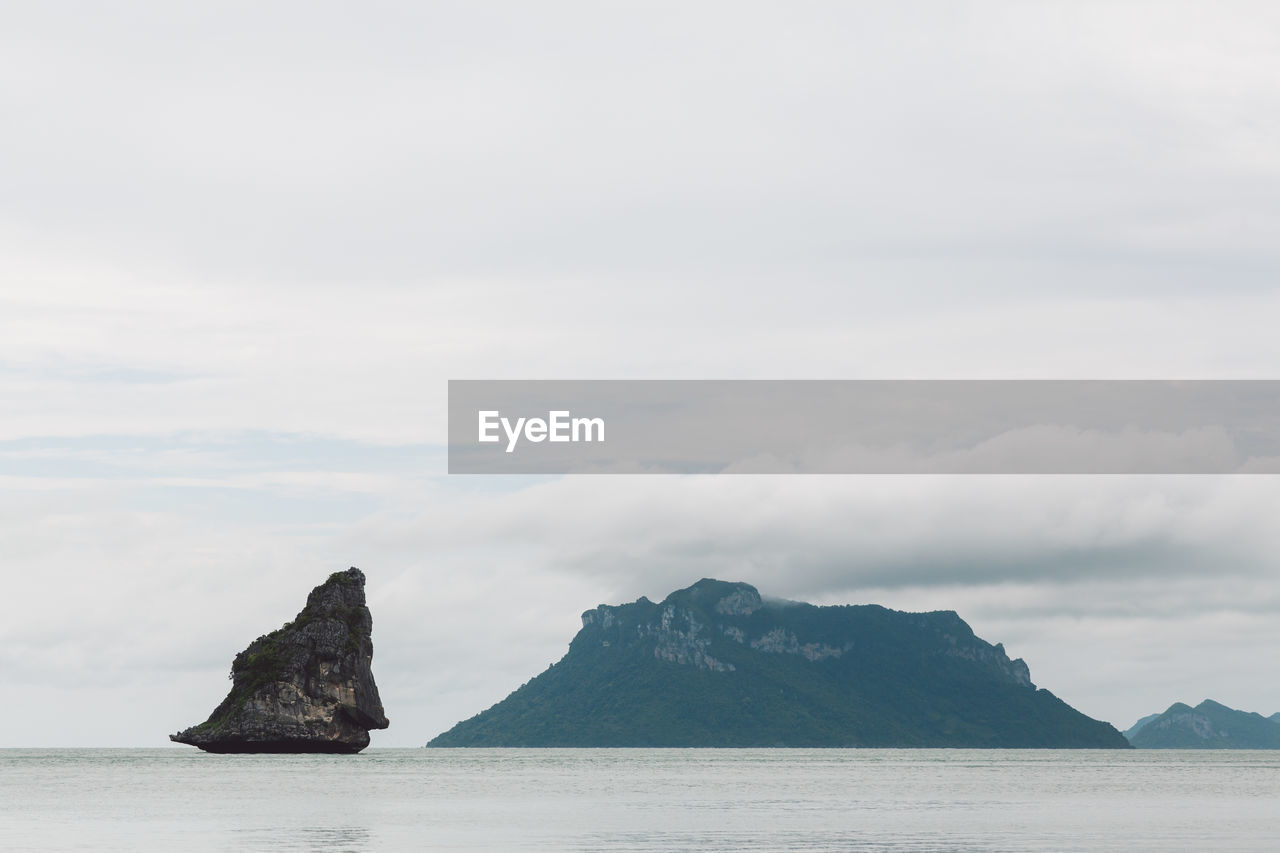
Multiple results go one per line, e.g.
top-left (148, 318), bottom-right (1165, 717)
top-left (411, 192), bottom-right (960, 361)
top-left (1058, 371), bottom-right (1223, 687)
top-left (1127, 700), bottom-right (1280, 749)
top-left (1124, 713), bottom-right (1162, 740)
top-left (429, 579), bottom-right (1129, 748)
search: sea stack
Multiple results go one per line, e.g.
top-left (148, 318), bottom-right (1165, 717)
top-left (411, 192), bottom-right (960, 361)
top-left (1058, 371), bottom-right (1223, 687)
top-left (171, 567), bottom-right (389, 753)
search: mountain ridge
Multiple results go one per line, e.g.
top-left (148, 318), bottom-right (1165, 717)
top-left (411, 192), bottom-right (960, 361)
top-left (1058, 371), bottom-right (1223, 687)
top-left (429, 578), bottom-right (1128, 748)
top-left (1126, 699), bottom-right (1280, 749)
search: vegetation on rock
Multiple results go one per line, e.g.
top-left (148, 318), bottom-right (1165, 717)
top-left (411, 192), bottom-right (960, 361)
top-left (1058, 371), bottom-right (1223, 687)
top-left (429, 578), bottom-right (1128, 748)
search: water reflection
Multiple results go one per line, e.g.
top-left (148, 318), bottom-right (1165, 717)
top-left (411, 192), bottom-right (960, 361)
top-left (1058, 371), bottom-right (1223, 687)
top-left (232, 824), bottom-right (372, 852)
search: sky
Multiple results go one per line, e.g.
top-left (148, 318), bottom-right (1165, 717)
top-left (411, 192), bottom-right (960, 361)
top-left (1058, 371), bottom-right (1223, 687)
top-left (2, 1), bottom-right (1279, 746)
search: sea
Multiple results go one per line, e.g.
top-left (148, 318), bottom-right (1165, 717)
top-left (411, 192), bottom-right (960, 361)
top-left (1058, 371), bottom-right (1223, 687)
top-left (2, 749), bottom-right (1277, 851)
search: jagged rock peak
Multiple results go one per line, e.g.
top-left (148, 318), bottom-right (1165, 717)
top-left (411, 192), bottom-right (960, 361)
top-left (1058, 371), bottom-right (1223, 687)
top-left (581, 579), bottom-right (764, 629)
top-left (170, 566), bottom-right (389, 754)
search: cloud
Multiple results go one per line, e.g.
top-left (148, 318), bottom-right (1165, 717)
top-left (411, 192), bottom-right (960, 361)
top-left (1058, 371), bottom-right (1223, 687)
top-left (351, 474), bottom-right (1280, 592)
top-left (4, 2), bottom-right (1280, 285)
top-left (1, 2), bottom-right (1279, 743)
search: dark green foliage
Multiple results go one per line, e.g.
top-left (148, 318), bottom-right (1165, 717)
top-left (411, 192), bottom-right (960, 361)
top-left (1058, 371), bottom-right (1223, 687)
top-left (429, 579), bottom-right (1129, 748)
top-left (189, 633), bottom-right (292, 736)
top-left (231, 639), bottom-right (286, 691)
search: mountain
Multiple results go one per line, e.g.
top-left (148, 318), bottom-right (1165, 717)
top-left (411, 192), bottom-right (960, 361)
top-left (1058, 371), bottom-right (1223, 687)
top-left (1126, 700), bottom-right (1280, 749)
top-left (1124, 713), bottom-right (1162, 740)
top-left (171, 568), bottom-right (389, 753)
top-left (429, 579), bottom-right (1128, 748)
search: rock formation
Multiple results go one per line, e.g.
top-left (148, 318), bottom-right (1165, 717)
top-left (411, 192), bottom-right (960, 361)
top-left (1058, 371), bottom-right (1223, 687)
top-left (429, 578), bottom-right (1129, 748)
top-left (171, 567), bottom-right (389, 753)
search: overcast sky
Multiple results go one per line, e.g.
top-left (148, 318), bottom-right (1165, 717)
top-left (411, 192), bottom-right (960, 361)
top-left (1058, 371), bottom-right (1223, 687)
top-left (2, 2), bottom-right (1279, 746)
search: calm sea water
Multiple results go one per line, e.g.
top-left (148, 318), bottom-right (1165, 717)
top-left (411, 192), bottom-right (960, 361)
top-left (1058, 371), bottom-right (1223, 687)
top-left (1, 749), bottom-right (1277, 851)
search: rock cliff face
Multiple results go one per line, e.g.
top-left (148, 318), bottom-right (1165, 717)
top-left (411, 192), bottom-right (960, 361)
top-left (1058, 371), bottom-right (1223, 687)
top-left (429, 578), bottom-right (1128, 748)
top-left (171, 567), bottom-right (389, 753)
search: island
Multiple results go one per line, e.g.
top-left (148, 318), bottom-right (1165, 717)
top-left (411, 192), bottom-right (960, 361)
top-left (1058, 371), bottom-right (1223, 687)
top-left (1126, 700), bottom-right (1280, 748)
top-left (429, 578), bottom-right (1128, 748)
top-left (171, 567), bottom-right (389, 753)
